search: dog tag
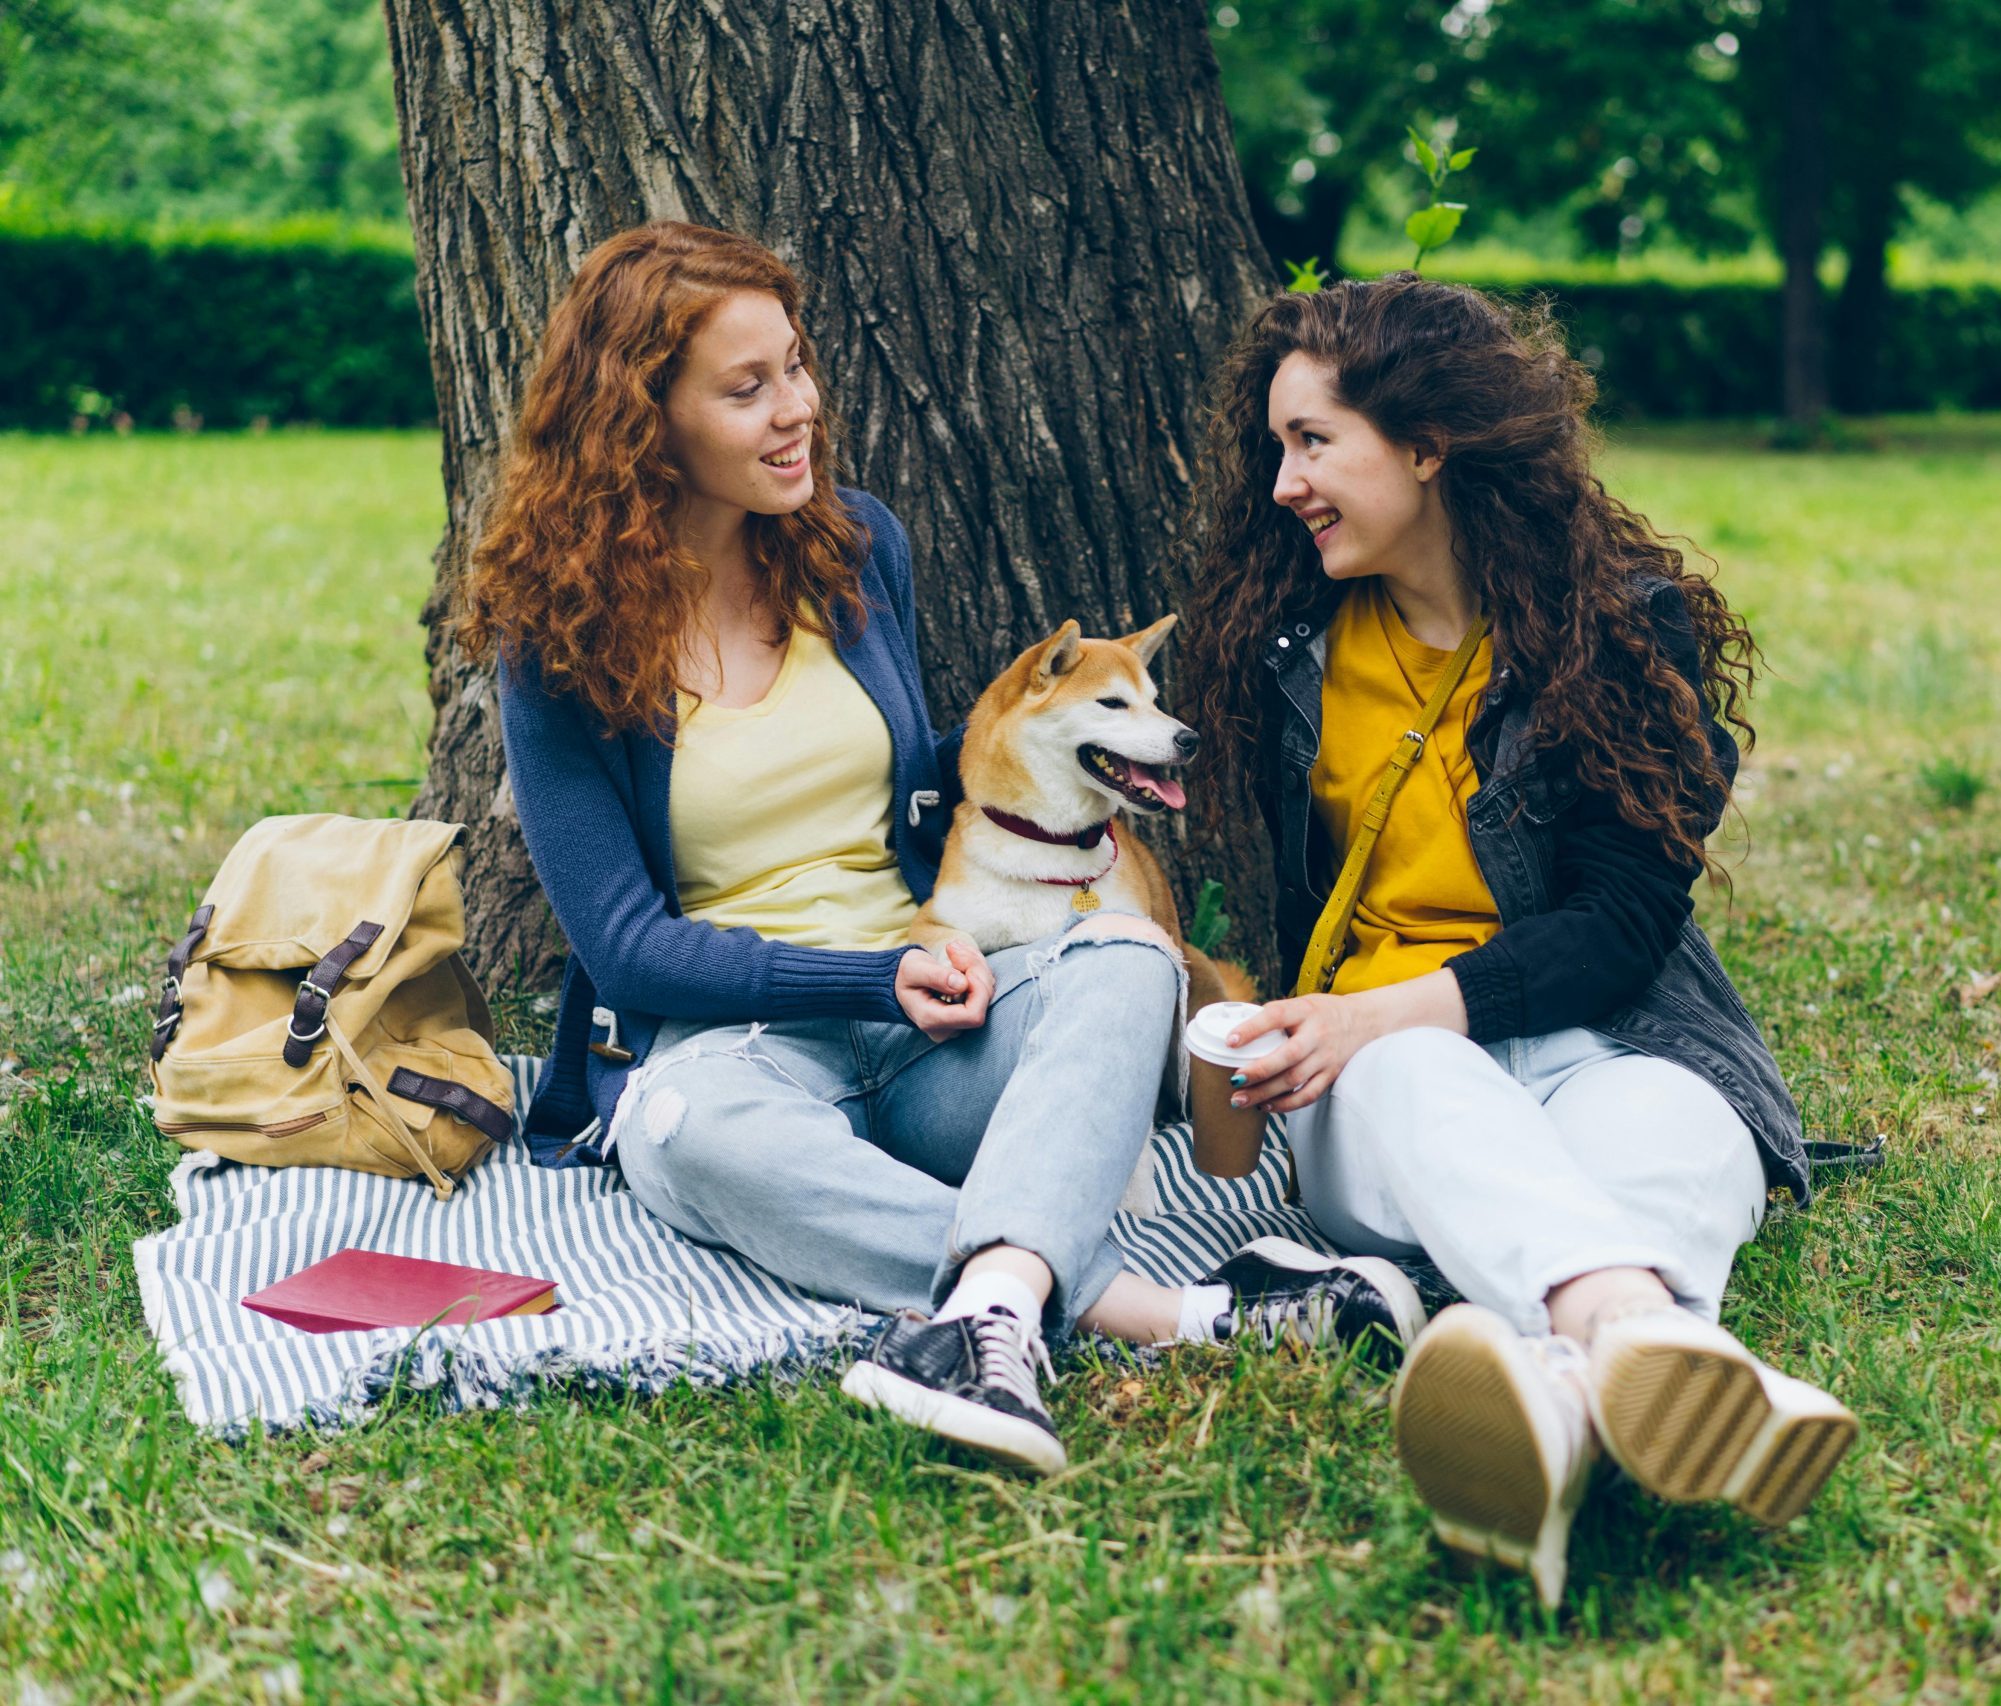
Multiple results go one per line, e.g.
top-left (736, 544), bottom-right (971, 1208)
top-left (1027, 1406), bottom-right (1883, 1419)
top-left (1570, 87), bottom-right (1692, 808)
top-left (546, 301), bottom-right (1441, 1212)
top-left (1072, 886), bottom-right (1101, 914)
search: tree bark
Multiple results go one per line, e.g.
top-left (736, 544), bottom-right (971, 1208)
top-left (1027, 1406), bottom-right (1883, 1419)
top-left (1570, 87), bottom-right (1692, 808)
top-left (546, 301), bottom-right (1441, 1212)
top-left (1778, 0), bottom-right (1831, 430)
top-left (383, 0), bottom-right (1281, 993)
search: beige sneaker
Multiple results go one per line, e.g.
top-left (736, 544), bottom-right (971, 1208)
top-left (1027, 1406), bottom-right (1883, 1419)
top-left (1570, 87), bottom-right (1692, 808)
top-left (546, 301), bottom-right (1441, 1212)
top-left (1392, 1304), bottom-right (1598, 1609)
top-left (1588, 1307), bottom-right (1857, 1526)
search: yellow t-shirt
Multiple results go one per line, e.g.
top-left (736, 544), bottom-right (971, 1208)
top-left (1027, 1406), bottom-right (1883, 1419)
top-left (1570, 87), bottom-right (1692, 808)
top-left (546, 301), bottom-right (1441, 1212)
top-left (1308, 578), bottom-right (1502, 994)
top-left (669, 624), bottom-right (918, 950)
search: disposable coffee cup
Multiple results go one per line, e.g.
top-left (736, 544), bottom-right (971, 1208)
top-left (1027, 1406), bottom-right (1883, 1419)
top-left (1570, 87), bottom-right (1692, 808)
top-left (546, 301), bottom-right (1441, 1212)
top-left (1183, 1001), bottom-right (1283, 1177)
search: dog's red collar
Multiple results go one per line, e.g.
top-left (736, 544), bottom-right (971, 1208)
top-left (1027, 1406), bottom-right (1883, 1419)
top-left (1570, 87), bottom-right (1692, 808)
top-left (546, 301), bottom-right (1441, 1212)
top-left (979, 806), bottom-right (1112, 850)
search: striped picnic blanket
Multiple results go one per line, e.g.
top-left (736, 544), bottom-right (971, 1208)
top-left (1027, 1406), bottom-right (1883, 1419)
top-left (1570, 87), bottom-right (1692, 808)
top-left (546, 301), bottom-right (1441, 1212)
top-left (133, 1055), bottom-right (1366, 1438)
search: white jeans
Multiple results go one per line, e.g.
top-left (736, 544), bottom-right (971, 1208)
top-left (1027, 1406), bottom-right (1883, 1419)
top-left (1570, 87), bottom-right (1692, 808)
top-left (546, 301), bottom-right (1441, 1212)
top-left (1287, 1025), bottom-right (1769, 1335)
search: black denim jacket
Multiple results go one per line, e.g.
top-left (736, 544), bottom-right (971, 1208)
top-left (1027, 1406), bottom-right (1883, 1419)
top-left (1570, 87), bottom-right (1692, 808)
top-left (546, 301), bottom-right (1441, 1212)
top-left (1252, 577), bottom-right (1809, 1203)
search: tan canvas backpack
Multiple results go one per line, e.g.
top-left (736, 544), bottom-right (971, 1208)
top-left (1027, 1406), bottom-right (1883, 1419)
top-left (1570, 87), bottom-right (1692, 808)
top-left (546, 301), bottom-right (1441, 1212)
top-left (146, 814), bottom-right (513, 1200)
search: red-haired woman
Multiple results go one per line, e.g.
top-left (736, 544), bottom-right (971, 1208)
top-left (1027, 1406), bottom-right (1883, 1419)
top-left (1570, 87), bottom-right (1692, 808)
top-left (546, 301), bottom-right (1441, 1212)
top-left (1179, 275), bottom-right (1856, 1605)
top-left (462, 223), bottom-right (1418, 1476)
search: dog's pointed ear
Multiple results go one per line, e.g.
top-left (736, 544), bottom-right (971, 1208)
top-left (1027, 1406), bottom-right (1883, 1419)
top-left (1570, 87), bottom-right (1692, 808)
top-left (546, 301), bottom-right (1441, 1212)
top-left (1118, 613), bottom-right (1178, 669)
top-left (1032, 620), bottom-right (1084, 685)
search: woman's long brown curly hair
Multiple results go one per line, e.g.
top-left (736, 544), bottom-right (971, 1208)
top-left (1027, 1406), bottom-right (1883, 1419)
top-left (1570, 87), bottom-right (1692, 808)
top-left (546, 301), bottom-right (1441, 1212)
top-left (1182, 273), bottom-right (1757, 875)
top-left (458, 221), bottom-right (867, 732)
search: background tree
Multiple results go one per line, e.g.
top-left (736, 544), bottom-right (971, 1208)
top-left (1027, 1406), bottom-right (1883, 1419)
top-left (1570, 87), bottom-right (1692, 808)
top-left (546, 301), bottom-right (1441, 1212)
top-left (1751, 0), bottom-right (1999, 413)
top-left (0, 0), bottom-right (402, 224)
top-left (1768, 0), bottom-right (1830, 428)
top-left (1450, 0), bottom-right (1760, 257)
top-left (1214, 0), bottom-right (2000, 423)
top-left (1211, 0), bottom-right (1470, 272)
top-left (379, 0), bottom-right (1280, 989)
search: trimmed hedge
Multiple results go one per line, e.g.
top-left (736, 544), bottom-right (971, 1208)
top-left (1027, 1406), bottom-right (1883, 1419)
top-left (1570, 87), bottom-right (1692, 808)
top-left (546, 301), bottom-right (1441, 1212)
top-left (3, 218), bottom-right (1997, 428)
top-left (0, 218), bottom-right (434, 430)
top-left (1517, 277), bottom-right (2001, 419)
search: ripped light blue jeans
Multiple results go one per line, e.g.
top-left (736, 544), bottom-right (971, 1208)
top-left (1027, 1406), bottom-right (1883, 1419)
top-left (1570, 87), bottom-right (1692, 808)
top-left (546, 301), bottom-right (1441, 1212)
top-left (608, 918), bottom-right (1183, 1335)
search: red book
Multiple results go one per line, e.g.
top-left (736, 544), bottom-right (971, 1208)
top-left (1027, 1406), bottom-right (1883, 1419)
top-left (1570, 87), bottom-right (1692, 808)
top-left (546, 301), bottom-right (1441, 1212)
top-left (242, 1249), bottom-right (559, 1334)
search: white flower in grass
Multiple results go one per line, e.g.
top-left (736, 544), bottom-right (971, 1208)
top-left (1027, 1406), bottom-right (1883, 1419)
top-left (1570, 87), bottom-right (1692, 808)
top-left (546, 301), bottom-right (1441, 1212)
top-left (109, 983), bottom-right (148, 1007)
top-left (1232, 1581), bottom-right (1282, 1634)
top-left (981, 1592), bottom-right (1021, 1626)
top-left (18, 1677), bottom-right (71, 1706)
top-left (1, 1546), bottom-right (40, 1602)
top-left (871, 1576), bottom-right (916, 1615)
top-left (197, 1565), bottom-right (236, 1613)
top-left (260, 1662), bottom-right (304, 1704)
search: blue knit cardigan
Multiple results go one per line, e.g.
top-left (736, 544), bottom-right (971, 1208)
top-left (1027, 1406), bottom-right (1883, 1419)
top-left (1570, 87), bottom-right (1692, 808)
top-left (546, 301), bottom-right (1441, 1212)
top-left (498, 490), bottom-right (963, 1165)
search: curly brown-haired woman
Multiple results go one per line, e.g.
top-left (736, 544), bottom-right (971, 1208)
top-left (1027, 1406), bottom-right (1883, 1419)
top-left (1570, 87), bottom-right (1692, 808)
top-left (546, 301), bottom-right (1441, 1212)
top-left (1178, 274), bottom-right (1857, 1606)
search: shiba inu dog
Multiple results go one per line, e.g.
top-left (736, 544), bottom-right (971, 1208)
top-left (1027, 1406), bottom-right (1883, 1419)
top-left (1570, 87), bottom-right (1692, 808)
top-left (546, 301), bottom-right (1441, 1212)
top-left (910, 614), bottom-right (1253, 1017)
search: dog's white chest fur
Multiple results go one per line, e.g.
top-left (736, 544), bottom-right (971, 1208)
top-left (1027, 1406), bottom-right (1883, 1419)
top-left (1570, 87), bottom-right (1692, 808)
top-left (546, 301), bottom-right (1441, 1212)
top-left (929, 816), bottom-right (1149, 951)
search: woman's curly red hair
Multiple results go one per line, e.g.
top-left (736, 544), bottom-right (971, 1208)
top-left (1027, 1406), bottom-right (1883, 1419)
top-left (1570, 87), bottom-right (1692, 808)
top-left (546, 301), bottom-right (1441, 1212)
top-left (458, 221), bottom-right (867, 732)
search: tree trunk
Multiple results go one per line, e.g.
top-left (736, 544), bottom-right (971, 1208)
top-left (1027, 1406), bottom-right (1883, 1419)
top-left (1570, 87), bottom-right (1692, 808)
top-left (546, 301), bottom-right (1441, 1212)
top-left (1778, 0), bottom-right (1830, 430)
top-left (1832, 176), bottom-right (1894, 415)
top-left (383, 0), bottom-right (1281, 993)
top-left (1240, 168), bottom-right (1349, 283)
top-left (1829, 0), bottom-right (1918, 418)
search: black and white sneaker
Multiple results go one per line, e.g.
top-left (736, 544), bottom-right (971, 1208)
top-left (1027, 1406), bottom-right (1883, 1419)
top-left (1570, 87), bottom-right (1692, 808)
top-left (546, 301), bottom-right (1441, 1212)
top-left (840, 1305), bottom-right (1066, 1475)
top-left (1204, 1236), bottom-right (1428, 1364)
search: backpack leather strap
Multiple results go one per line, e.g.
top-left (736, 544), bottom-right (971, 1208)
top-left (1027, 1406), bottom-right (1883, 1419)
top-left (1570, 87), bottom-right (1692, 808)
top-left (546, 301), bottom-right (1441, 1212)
top-left (386, 1067), bottom-right (513, 1145)
top-left (327, 1018), bottom-right (456, 1200)
top-left (150, 904), bottom-right (215, 1061)
top-left (283, 922), bottom-right (385, 1067)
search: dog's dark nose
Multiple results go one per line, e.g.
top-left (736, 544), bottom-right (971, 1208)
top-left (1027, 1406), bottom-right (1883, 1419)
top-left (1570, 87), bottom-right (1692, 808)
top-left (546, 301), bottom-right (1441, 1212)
top-left (1173, 726), bottom-right (1199, 759)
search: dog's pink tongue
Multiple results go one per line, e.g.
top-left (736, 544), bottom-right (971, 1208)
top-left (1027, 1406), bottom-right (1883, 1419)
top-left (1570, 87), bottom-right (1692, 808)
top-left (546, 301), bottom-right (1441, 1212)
top-left (1129, 764), bottom-right (1187, 810)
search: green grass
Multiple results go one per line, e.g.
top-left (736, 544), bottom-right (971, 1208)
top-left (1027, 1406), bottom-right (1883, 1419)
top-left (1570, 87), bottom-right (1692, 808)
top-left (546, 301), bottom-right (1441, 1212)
top-left (4, 425), bottom-right (2000, 1702)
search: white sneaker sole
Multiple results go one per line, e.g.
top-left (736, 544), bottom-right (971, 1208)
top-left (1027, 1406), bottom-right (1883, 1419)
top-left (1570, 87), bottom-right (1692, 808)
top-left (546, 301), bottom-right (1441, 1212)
top-left (1590, 1315), bottom-right (1857, 1526)
top-left (1392, 1306), bottom-right (1590, 1609)
top-left (1228, 1237), bottom-right (1430, 1351)
top-left (839, 1359), bottom-right (1067, 1476)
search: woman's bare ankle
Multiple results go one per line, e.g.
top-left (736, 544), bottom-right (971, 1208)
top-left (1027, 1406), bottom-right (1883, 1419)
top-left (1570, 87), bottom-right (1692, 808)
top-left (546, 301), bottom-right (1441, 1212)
top-left (1076, 1272), bottom-right (1183, 1345)
top-left (1545, 1267), bottom-right (1673, 1346)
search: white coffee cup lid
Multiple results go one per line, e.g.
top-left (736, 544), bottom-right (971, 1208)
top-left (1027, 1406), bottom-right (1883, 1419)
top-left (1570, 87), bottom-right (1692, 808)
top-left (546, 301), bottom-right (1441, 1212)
top-left (1183, 1001), bottom-right (1284, 1068)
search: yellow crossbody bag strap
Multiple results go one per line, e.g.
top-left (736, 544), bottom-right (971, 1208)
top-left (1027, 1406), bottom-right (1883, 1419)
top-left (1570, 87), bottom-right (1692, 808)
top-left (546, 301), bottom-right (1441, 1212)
top-left (1292, 613), bottom-right (1491, 998)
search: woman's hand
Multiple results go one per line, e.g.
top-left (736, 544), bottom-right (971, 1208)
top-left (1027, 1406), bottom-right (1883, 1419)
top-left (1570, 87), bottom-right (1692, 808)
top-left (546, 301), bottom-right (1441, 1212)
top-left (896, 940), bottom-right (996, 1040)
top-left (1225, 971), bottom-right (1471, 1114)
top-left (1224, 994), bottom-right (1381, 1115)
